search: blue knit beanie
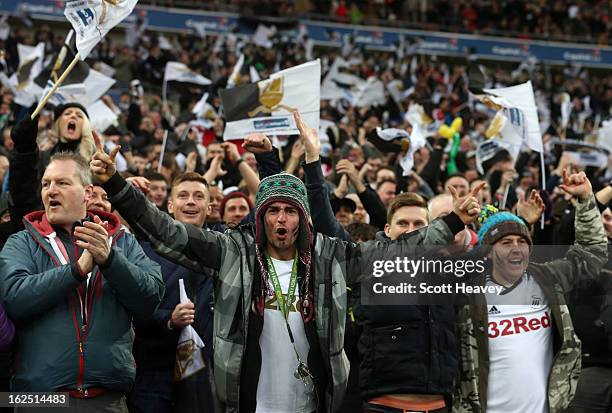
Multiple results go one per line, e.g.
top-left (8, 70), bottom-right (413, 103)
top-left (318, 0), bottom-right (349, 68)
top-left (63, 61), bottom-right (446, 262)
top-left (477, 212), bottom-right (532, 245)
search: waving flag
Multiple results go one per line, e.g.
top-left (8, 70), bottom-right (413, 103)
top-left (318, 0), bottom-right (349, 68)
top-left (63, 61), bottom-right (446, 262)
top-left (220, 59), bottom-right (320, 140)
top-left (8, 42), bottom-right (45, 106)
top-left (64, 0), bottom-right (138, 60)
top-left (164, 62), bottom-right (211, 85)
top-left (482, 81), bottom-right (543, 154)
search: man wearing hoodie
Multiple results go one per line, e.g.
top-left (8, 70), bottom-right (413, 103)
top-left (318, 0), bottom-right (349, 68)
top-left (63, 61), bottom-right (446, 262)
top-left (0, 152), bottom-right (164, 411)
top-left (90, 110), bottom-right (481, 413)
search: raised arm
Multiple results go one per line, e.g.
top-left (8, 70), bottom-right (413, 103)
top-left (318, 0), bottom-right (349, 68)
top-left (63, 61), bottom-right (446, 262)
top-left (347, 181), bottom-right (485, 284)
top-left (90, 132), bottom-right (227, 273)
top-left (243, 133), bottom-right (282, 179)
top-left (296, 110), bottom-right (352, 241)
top-left (534, 169), bottom-right (608, 291)
top-left (223, 141), bottom-right (260, 199)
top-left (336, 159), bottom-right (387, 231)
top-left (7, 115), bottom-right (43, 235)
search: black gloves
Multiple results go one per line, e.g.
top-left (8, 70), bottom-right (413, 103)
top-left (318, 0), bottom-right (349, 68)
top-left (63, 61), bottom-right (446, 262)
top-left (11, 114), bottom-right (39, 153)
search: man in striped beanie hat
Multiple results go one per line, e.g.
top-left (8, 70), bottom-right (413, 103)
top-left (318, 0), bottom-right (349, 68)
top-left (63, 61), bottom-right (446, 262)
top-left (254, 172), bottom-right (315, 321)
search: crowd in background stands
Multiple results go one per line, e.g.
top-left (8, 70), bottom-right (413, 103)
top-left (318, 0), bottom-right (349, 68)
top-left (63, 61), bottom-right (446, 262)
top-left (0, 7), bottom-right (611, 413)
top-left (140, 0), bottom-right (612, 45)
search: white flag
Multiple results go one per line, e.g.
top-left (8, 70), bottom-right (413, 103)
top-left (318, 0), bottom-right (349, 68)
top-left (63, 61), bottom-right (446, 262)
top-left (175, 279), bottom-right (206, 381)
top-left (191, 92), bottom-right (217, 120)
top-left (485, 107), bottom-right (526, 162)
top-left (249, 65), bottom-right (261, 83)
top-left (164, 62), bottom-right (211, 85)
top-left (65, 0), bottom-right (138, 60)
top-left (221, 59), bottom-right (321, 140)
top-left (158, 35), bottom-right (173, 51)
top-left (41, 68), bottom-right (115, 107)
top-left (0, 15), bottom-right (10, 40)
top-left (253, 24), bottom-right (276, 48)
top-left (560, 92), bottom-right (572, 129)
top-left (8, 42), bottom-right (46, 106)
top-left (226, 54), bottom-right (244, 89)
top-left (483, 81), bottom-right (543, 153)
top-left (353, 77), bottom-right (386, 107)
top-left (321, 57), bottom-right (365, 102)
top-left (87, 99), bottom-right (118, 132)
top-left (93, 61), bottom-right (116, 78)
top-left (189, 20), bottom-right (207, 38)
top-left (41, 81), bottom-right (87, 106)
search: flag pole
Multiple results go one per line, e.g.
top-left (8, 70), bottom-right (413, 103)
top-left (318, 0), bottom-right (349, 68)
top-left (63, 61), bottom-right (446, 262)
top-left (31, 52), bottom-right (80, 119)
top-left (157, 129), bottom-right (169, 173)
top-left (540, 150), bottom-right (546, 230)
top-left (500, 185), bottom-right (510, 210)
top-left (50, 30), bottom-right (74, 82)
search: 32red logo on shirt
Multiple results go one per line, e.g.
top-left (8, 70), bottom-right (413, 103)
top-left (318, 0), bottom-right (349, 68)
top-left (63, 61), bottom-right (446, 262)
top-left (488, 312), bottom-right (551, 339)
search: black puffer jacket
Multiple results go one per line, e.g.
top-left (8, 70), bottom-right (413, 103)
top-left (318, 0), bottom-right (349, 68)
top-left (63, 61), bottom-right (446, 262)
top-left (354, 232), bottom-right (458, 398)
top-left (304, 156), bottom-right (462, 400)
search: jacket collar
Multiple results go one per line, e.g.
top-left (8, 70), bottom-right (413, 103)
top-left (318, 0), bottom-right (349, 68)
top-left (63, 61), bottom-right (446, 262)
top-left (24, 209), bottom-right (122, 237)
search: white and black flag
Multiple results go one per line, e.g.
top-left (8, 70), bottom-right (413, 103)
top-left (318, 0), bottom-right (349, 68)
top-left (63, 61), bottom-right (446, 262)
top-left (220, 60), bottom-right (321, 140)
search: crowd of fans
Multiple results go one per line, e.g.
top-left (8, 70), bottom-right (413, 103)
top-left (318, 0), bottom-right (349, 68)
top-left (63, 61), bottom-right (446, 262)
top-left (141, 0), bottom-right (612, 44)
top-left (0, 7), bottom-right (610, 413)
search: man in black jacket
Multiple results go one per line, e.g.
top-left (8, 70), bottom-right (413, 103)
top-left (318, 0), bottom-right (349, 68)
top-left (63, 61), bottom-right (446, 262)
top-left (128, 172), bottom-right (215, 413)
top-left (304, 139), bottom-right (485, 412)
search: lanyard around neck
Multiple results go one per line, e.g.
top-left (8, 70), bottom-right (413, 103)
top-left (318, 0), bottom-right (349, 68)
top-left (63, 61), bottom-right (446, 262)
top-left (264, 252), bottom-right (298, 320)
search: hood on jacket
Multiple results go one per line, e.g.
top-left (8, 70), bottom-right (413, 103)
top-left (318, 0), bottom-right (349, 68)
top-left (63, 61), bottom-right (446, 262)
top-left (24, 209), bottom-right (122, 237)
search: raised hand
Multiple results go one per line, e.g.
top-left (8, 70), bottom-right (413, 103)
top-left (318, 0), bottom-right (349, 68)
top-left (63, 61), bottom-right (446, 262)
top-left (185, 151), bottom-right (198, 173)
top-left (90, 130), bottom-right (120, 184)
top-left (450, 181), bottom-right (485, 225)
top-left (242, 133), bottom-right (273, 154)
top-left (293, 110), bottom-right (320, 163)
top-left (290, 139), bottom-right (305, 160)
top-left (74, 215), bottom-right (111, 267)
top-left (336, 159), bottom-right (360, 186)
top-left (11, 114), bottom-right (40, 153)
top-left (517, 189), bottom-right (545, 225)
top-left (221, 142), bottom-right (241, 162)
top-left (559, 168), bottom-right (592, 202)
top-left (334, 174), bottom-right (349, 199)
top-left (125, 176), bottom-right (151, 194)
top-left (203, 154), bottom-right (227, 185)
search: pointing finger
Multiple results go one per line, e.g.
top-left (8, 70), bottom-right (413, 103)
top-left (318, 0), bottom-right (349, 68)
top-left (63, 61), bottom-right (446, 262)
top-left (293, 110), bottom-right (306, 135)
top-left (109, 145), bottom-right (121, 163)
top-left (92, 130), bottom-right (104, 152)
top-left (448, 185), bottom-right (458, 201)
top-left (469, 181), bottom-right (486, 198)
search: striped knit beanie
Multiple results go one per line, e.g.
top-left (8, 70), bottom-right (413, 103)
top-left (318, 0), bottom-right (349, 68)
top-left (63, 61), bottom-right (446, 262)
top-left (255, 173), bottom-right (310, 218)
top-left (254, 173), bottom-right (314, 322)
top-left (477, 211), bottom-right (532, 246)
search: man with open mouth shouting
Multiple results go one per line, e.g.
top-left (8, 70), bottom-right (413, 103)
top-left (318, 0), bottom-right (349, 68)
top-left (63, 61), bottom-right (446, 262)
top-left (453, 176), bottom-right (608, 413)
top-left (90, 110), bottom-right (477, 413)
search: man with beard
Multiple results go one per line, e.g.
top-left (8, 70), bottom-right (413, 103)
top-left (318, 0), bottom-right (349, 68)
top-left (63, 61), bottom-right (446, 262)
top-left (90, 110), bottom-right (481, 413)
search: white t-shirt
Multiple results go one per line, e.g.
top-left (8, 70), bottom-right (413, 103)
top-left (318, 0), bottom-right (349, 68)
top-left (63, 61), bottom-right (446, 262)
top-left (485, 274), bottom-right (553, 413)
top-left (256, 258), bottom-right (316, 413)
